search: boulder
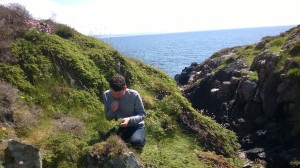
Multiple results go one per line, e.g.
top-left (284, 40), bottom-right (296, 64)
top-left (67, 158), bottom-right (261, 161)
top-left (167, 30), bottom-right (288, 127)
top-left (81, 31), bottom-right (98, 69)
top-left (4, 140), bottom-right (42, 168)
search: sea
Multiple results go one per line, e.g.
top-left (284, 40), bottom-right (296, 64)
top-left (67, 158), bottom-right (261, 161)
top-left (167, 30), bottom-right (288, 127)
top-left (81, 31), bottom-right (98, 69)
top-left (99, 25), bottom-right (295, 78)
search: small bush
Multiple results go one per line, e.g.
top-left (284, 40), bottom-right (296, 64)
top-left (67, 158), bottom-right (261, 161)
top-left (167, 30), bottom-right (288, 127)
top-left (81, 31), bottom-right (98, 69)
top-left (0, 3), bottom-right (32, 64)
top-left (54, 24), bottom-right (75, 39)
top-left (0, 3), bottom-right (32, 39)
top-left (24, 30), bottom-right (43, 43)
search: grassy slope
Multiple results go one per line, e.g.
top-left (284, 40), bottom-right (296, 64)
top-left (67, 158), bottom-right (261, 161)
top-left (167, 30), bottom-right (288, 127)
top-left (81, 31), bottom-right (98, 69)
top-left (0, 25), bottom-right (241, 167)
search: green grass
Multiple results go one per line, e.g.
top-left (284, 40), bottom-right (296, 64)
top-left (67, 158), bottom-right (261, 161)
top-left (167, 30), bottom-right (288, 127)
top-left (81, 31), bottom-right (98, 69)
top-left (141, 129), bottom-right (208, 168)
top-left (238, 45), bottom-right (260, 67)
top-left (266, 36), bottom-right (288, 54)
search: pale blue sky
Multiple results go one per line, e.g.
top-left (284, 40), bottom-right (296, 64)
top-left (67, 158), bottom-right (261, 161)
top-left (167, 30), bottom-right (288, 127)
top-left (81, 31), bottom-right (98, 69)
top-left (1, 0), bottom-right (299, 35)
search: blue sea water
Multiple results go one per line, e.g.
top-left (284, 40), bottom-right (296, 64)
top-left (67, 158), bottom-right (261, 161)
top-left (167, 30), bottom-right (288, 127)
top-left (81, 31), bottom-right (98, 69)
top-left (99, 25), bottom-right (295, 78)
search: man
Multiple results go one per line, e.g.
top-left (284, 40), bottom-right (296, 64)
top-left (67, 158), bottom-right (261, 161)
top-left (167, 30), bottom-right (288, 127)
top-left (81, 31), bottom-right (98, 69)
top-left (103, 74), bottom-right (146, 148)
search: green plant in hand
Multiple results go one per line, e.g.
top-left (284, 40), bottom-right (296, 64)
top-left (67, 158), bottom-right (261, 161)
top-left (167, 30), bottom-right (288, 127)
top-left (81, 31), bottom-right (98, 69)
top-left (110, 119), bottom-right (123, 129)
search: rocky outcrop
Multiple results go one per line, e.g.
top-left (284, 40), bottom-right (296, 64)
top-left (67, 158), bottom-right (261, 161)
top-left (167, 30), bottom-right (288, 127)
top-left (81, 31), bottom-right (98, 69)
top-left (175, 25), bottom-right (300, 168)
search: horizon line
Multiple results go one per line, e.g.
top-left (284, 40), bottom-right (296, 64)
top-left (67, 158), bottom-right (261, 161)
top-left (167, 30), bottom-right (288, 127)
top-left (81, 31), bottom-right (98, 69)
top-left (95, 24), bottom-right (297, 39)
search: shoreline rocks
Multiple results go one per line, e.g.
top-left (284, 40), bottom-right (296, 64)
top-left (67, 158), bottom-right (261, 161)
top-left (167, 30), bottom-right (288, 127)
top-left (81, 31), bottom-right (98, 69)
top-left (175, 25), bottom-right (300, 167)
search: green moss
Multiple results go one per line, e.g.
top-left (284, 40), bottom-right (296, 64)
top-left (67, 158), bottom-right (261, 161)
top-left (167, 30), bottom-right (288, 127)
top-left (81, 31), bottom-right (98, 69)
top-left (249, 71), bottom-right (259, 82)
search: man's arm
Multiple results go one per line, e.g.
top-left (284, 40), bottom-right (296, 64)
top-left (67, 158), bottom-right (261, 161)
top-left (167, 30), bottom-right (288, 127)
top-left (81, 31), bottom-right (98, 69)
top-left (129, 93), bottom-right (146, 125)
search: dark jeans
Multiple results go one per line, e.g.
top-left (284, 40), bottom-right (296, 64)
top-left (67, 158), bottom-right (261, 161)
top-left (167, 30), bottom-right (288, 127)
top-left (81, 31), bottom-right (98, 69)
top-left (117, 126), bottom-right (146, 148)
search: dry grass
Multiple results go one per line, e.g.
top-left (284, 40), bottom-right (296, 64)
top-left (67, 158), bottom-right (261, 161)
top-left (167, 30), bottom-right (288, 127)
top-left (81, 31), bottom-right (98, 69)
top-left (195, 151), bottom-right (236, 168)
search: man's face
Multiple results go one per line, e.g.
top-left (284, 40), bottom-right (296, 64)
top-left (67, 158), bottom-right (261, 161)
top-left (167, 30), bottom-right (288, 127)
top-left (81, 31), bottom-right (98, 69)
top-left (111, 89), bottom-right (125, 100)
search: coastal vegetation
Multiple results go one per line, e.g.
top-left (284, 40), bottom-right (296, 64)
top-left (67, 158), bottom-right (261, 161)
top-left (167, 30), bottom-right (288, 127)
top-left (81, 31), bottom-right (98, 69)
top-left (0, 4), bottom-right (241, 167)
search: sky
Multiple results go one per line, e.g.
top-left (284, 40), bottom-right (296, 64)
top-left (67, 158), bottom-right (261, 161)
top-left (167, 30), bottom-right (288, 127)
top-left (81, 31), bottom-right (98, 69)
top-left (1, 0), bottom-right (299, 36)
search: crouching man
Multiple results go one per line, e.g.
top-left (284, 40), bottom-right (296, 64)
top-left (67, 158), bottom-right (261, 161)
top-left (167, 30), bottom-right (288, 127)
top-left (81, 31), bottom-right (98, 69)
top-left (103, 74), bottom-right (146, 148)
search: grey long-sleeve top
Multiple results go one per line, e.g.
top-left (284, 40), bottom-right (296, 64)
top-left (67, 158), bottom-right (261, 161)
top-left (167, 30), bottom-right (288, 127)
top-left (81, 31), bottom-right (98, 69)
top-left (103, 89), bottom-right (146, 127)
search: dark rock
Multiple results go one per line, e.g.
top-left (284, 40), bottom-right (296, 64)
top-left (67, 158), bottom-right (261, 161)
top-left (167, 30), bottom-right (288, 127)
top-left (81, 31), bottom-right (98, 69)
top-left (277, 78), bottom-right (300, 103)
top-left (240, 80), bottom-right (257, 102)
top-left (4, 140), bottom-right (42, 168)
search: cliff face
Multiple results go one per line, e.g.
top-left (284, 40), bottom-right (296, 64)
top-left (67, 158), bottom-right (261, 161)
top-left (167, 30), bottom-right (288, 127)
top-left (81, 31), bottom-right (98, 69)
top-left (175, 25), bottom-right (300, 167)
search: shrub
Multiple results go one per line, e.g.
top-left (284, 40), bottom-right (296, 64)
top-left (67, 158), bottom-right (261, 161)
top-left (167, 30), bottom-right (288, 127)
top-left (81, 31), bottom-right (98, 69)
top-left (0, 64), bottom-right (34, 92)
top-left (24, 30), bottom-right (43, 43)
top-left (54, 24), bottom-right (75, 39)
top-left (0, 3), bottom-right (32, 64)
top-left (43, 133), bottom-right (84, 168)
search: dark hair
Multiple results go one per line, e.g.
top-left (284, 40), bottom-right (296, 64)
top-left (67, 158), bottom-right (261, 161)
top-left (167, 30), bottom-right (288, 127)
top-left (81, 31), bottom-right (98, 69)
top-left (109, 74), bottom-right (126, 91)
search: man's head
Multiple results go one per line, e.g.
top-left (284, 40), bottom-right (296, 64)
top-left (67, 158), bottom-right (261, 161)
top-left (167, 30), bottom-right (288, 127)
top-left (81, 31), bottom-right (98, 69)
top-left (109, 74), bottom-right (126, 100)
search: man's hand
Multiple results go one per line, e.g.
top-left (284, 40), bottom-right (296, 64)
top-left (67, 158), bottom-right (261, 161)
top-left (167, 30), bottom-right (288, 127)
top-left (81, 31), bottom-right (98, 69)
top-left (111, 101), bottom-right (118, 112)
top-left (120, 117), bottom-right (130, 127)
